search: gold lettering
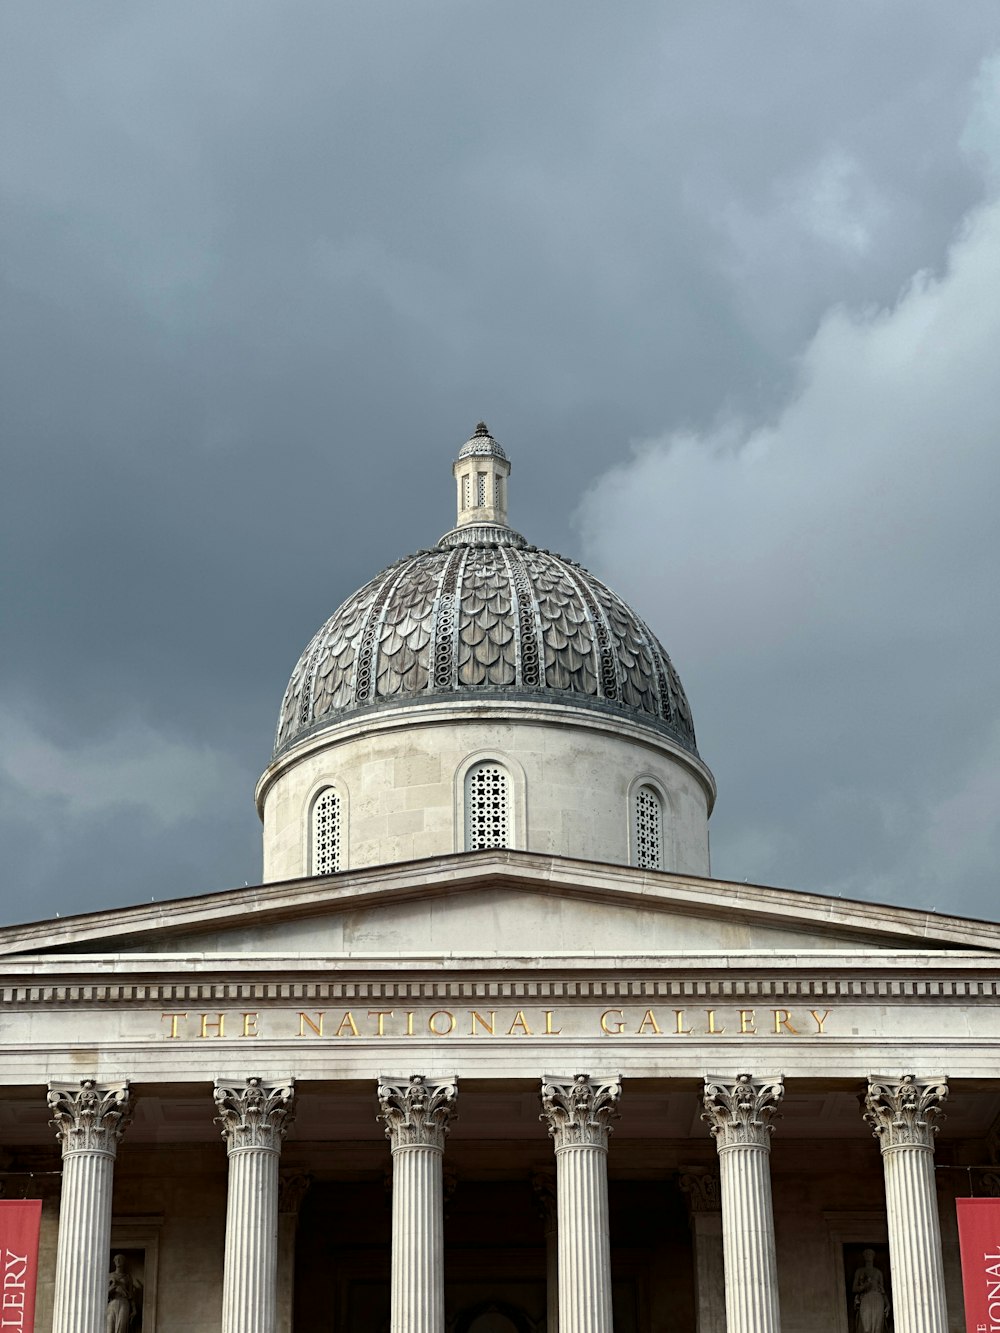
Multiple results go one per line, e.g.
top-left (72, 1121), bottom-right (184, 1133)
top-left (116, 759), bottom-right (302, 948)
top-left (636, 1009), bottom-right (661, 1035)
top-left (705, 1010), bottom-right (726, 1035)
top-left (600, 1009), bottom-right (626, 1035)
top-left (674, 1009), bottom-right (692, 1035)
top-left (335, 1011), bottom-right (360, 1038)
top-left (810, 1009), bottom-right (831, 1034)
top-left (405, 1011), bottom-right (415, 1037)
top-left (297, 1011), bottom-right (325, 1038)
top-left (470, 1010), bottom-right (496, 1036)
top-left (772, 1009), bottom-right (799, 1035)
top-left (739, 1009), bottom-right (757, 1035)
top-left (161, 1012), bottom-right (187, 1039)
top-left (368, 1010), bottom-right (394, 1036)
top-left (241, 1012), bottom-right (259, 1038)
top-left (199, 1012), bottom-right (225, 1039)
top-left (506, 1010), bottom-right (532, 1037)
top-left (428, 1009), bottom-right (456, 1036)
top-left (544, 1010), bottom-right (562, 1035)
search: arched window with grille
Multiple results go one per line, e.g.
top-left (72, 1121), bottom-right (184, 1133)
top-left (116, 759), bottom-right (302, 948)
top-left (311, 786), bottom-right (342, 875)
top-left (633, 783), bottom-right (663, 870)
top-left (464, 761), bottom-right (511, 850)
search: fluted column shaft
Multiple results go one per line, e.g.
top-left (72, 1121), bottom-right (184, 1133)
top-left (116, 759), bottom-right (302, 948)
top-left (48, 1080), bottom-right (133, 1333)
top-left (540, 1073), bottom-right (622, 1333)
top-left (533, 1173), bottom-right (559, 1333)
top-left (276, 1173), bottom-right (311, 1333)
top-left (216, 1078), bottom-right (296, 1333)
top-left (680, 1170), bottom-right (725, 1333)
top-left (702, 1074), bottom-right (784, 1333)
top-left (865, 1075), bottom-right (949, 1333)
top-left (378, 1074), bottom-right (458, 1333)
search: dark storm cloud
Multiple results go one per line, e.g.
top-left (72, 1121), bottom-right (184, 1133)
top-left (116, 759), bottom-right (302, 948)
top-left (1, 1), bottom-right (997, 920)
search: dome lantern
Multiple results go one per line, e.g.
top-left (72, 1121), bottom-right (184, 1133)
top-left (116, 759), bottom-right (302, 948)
top-left (452, 422), bottom-right (511, 529)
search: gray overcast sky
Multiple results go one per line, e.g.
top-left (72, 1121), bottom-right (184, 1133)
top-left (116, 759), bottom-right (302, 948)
top-left (2, 1), bottom-right (999, 925)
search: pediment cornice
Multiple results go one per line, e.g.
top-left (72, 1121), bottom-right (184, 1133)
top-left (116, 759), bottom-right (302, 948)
top-left (1, 849), bottom-right (998, 959)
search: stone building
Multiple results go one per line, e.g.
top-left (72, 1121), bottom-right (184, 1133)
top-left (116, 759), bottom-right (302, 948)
top-left (0, 424), bottom-right (993, 1333)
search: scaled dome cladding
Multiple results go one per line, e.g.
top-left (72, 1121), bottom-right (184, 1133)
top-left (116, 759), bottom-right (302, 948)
top-left (275, 525), bottom-right (698, 757)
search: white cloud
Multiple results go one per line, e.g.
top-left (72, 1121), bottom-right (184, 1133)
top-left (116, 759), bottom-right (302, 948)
top-left (577, 65), bottom-right (1000, 911)
top-left (0, 708), bottom-right (241, 826)
top-left (790, 149), bottom-right (885, 256)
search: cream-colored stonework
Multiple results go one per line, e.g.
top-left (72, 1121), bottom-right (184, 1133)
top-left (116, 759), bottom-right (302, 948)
top-left (257, 701), bottom-right (714, 882)
top-left (2, 850), bottom-right (995, 1332)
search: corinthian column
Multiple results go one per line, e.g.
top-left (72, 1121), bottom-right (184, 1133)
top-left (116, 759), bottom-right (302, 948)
top-left (48, 1079), bottom-right (134, 1333)
top-left (215, 1078), bottom-right (296, 1333)
top-left (532, 1171), bottom-right (559, 1333)
top-left (276, 1171), bottom-right (311, 1333)
top-left (539, 1073), bottom-right (622, 1333)
top-left (864, 1074), bottom-right (949, 1333)
top-left (702, 1074), bottom-right (784, 1333)
top-left (378, 1074), bottom-right (458, 1333)
top-left (679, 1168), bottom-right (725, 1333)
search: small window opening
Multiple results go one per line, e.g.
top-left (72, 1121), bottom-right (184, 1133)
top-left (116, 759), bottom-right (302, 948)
top-left (312, 787), bottom-right (341, 874)
top-left (465, 762), bottom-right (510, 850)
top-left (634, 785), bottom-right (663, 870)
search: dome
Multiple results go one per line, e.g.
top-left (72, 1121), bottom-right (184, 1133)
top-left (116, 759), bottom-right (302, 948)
top-left (274, 425), bottom-right (698, 759)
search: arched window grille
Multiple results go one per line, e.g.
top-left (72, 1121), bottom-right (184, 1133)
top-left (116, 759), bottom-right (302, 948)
top-left (312, 787), bottom-right (342, 874)
top-left (633, 784), bottom-right (663, 870)
top-left (465, 762), bottom-right (510, 850)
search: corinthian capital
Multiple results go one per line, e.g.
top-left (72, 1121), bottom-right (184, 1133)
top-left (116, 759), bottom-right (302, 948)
top-left (864, 1074), bottom-right (948, 1150)
top-left (214, 1077), bottom-right (296, 1152)
top-left (702, 1074), bottom-right (783, 1150)
top-left (47, 1080), bottom-right (133, 1156)
top-left (377, 1074), bottom-right (458, 1150)
top-left (539, 1073), bottom-right (622, 1149)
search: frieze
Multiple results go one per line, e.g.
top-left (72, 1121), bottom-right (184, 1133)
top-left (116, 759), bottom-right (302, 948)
top-left (5, 1001), bottom-right (1000, 1045)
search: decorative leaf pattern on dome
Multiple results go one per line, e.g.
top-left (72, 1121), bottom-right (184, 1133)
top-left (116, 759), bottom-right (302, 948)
top-left (432, 545), bottom-right (468, 689)
top-left (275, 625), bottom-right (323, 749)
top-left (662, 646), bottom-right (695, 740)
top-left (375, 554), bottom-right (442, 699)
top-left (502, 548), bottom-right (541, 688)
top-left (311, 569), bottom-right (394, 722)
top-left (557, 562), bottom-right (620, 701)
top-left (274, 537), bottom-right (698, 756)
top-left (522, 551), bottom-right (598, 696)
top-left (456, 547), bottom-right (516, 687)
top-left (588, 579), bottom-right (659, 715)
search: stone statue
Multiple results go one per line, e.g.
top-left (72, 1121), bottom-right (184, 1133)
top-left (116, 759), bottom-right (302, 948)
top-left (852, 1248), bottom-right (889, 1333)
top-left (106, 1254), bottom-right (139, 1333)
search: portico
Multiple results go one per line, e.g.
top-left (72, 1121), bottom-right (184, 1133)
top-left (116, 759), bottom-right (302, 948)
top-left (2, 849), bottom-right (999, 1331)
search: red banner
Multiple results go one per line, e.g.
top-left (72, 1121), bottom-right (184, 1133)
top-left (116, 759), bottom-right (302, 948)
top-left (0, 1200), bottom-right (42, 1333)
top-left (957, 1197), bottom-right (1000, 1332)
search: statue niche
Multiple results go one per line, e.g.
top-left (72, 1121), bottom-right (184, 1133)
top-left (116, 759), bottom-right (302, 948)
top-left (844, 1243), bottom-right (891, 1333)
top-left (106, 1251), bottom-right (144, 1333)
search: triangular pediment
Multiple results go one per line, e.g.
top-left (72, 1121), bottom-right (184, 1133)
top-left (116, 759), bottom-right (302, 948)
top-left (1, 851), bottom-right (999, 962)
